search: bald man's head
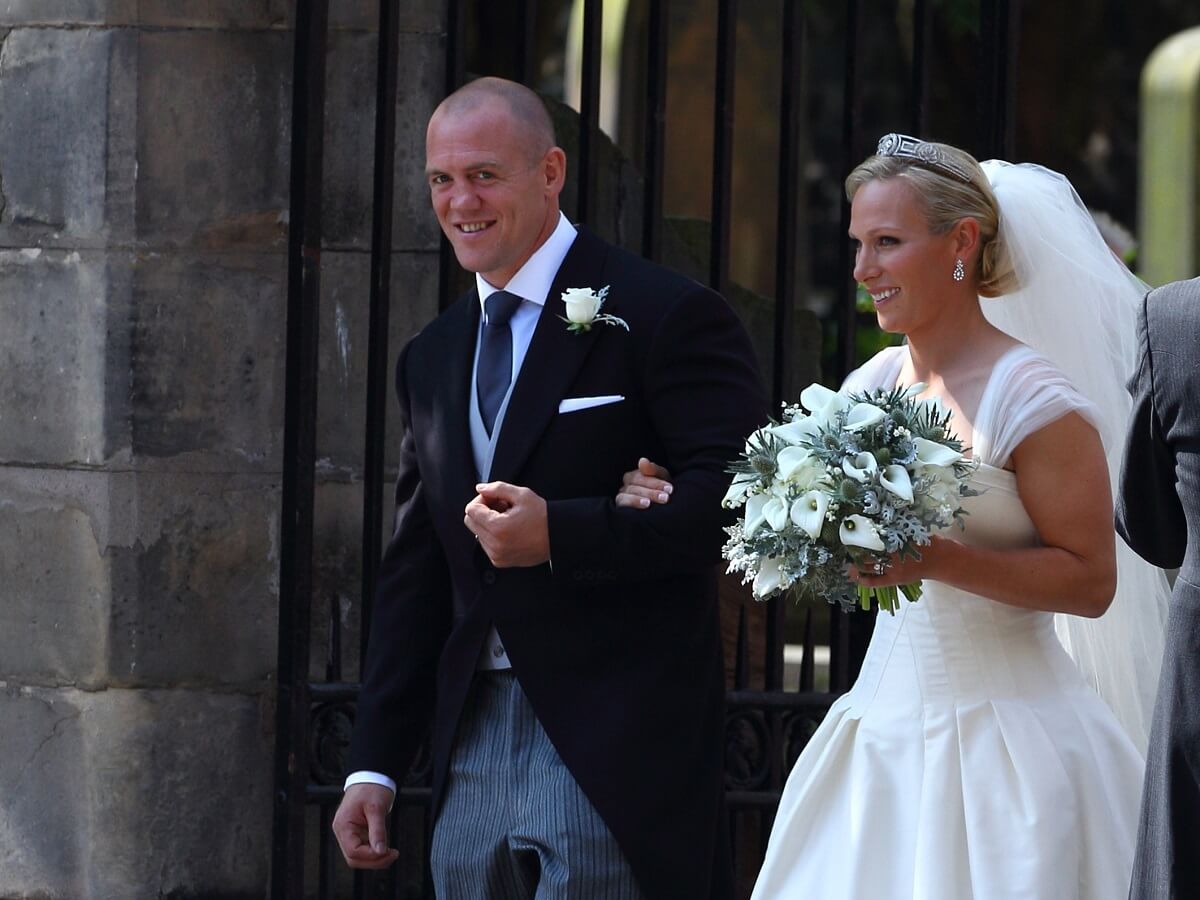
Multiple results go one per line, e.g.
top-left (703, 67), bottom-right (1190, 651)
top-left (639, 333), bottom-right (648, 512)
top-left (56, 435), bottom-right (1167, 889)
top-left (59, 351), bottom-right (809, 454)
top-left (431, 77), bottom-right (557, 165)
top-left (424, 77), bottom-right (567, 287)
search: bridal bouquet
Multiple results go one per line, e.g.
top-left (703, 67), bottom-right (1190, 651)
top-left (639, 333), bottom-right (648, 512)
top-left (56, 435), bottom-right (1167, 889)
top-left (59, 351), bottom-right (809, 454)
top-left (721, 382), bottom-right (977, 613)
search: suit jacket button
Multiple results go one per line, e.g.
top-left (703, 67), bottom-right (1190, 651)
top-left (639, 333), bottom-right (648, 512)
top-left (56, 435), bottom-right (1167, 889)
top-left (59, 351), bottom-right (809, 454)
top-left (482, 571), bottom-right (497, 585)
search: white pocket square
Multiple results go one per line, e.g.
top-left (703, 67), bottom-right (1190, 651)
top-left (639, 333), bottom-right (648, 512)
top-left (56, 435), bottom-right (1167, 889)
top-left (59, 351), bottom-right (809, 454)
top-left (557, 394), bottom-right (625, 414)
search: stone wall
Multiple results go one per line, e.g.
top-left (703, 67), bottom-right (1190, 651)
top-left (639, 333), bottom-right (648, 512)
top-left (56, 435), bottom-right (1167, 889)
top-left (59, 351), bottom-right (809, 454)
top-left (0, 3), bottom-right (445, 897)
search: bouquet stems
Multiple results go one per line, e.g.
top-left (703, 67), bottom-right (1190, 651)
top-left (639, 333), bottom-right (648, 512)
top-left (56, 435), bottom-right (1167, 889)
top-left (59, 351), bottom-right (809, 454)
top-left (858, 580), bottom-right (924, 615)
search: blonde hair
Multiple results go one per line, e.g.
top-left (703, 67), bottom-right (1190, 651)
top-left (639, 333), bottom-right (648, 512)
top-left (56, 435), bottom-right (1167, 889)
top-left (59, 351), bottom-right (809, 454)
top-left (845, 142), bottom-right (1019, 297)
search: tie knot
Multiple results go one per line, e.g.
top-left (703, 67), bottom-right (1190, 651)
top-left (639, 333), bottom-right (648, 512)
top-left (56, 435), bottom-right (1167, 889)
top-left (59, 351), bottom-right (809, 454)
top-left (485, 291), bottom-right (522, 327)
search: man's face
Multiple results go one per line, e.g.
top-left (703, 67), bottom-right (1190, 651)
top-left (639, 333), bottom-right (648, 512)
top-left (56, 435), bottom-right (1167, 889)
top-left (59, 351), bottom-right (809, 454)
top-left (425, 106), bottom-right (565, 287)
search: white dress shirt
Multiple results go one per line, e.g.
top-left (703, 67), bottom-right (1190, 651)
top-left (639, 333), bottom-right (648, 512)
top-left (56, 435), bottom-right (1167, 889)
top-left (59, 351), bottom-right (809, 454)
top-left (475, 211), bottom-right (578, 387)
top-left (345, 212), bottom-right (578, 796)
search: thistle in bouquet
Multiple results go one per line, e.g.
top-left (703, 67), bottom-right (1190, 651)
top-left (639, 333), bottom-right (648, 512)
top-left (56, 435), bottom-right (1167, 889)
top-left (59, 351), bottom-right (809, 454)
top-left (721, 381), bottom-right (979, 614)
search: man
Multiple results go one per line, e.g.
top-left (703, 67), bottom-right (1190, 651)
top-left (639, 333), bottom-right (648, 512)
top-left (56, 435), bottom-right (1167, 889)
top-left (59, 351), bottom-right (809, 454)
top-left (1116, 277), bottom-right (1200, 900)
top-left (331, 76), bottom-right (766, 900)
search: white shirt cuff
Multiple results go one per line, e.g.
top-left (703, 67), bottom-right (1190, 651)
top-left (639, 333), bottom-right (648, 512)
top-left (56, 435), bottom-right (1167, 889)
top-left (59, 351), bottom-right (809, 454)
top-left (344, 770), bottom-right (397, 796)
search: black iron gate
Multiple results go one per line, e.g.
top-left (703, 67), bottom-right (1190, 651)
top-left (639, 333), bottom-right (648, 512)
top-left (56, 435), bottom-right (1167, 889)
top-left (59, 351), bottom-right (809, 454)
top-left (271, 1), bottom-right (1018, 897)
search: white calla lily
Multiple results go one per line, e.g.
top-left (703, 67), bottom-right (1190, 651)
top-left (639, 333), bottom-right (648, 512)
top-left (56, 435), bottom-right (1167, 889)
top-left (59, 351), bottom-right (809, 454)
top-left (722, 473), bottom-right (755, 508)
top-left (794, 460), bottom-right (832, 492)
top-left (914, 436), bottom-right (962, 468)
top-left (844, 402), bottom-right (887, 432)
top-left (771, 415), bottom-right (822, 445)
top-left (880, 464), bottom-right (914, 503)
top-left (901, 381), bottom-right (928, 399)
top-left (744, 492), bottom-right (769, 537)
top-left (776, 446), bottom-right (815, 481)
top-left (763, 495), bottom-right (790, 532)
top-left (842, 451), bottom-right (878, 483)
top-left (839, 514), bottom-right (886, 551)
top-left (798, 382), bottom-right (851, 422)
top-left (790, 490), bottom-right (830, 539)
top-left (753, 556), bottom-right (786, 599)
top-left (799, 382), bottom-right (839, 413)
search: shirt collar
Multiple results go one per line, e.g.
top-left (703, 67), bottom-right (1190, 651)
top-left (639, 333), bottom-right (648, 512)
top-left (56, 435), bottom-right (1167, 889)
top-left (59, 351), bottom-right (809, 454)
top-left (475, 211), bottom-right (577, 312)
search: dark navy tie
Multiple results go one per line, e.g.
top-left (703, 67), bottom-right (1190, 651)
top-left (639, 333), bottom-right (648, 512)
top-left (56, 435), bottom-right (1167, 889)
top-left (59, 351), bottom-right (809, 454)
top-left (477, 290), bottom-right (523, 436)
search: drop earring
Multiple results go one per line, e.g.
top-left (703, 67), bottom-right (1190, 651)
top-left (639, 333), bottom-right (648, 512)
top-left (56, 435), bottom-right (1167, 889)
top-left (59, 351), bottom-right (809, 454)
top-left (952, 258), bottom-right (965, 282)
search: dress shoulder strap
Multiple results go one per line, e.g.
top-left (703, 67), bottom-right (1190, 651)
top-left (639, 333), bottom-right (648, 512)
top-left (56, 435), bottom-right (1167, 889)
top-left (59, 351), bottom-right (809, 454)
top-left (973, 345), bottom-right (1101, 469)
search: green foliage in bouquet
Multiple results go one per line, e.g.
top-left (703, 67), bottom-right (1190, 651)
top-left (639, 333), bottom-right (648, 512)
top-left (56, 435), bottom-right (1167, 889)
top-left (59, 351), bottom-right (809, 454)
top-left (723, 381), bottom-right (979, 614)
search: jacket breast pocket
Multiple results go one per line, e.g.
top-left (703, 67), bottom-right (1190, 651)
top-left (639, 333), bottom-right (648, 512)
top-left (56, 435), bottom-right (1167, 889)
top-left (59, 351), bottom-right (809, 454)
top-left (557, 394), bottom-right (625, 414)
top-left (540, 393), bottom-right (646, 464)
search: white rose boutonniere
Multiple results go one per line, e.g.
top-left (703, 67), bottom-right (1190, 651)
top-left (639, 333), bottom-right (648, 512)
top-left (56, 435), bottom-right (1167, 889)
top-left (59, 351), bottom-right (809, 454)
top-left (560, 285), bottom-right (629, 334)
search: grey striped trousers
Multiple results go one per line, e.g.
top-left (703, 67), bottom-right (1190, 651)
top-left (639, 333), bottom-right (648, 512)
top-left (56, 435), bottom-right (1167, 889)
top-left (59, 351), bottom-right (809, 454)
top-left (431, 670), bottom-right (645, 899)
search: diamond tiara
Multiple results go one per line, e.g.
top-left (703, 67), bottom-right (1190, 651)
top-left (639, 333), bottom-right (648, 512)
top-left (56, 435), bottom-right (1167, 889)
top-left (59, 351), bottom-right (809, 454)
top-left (875, 133), bottom-right (974, 183)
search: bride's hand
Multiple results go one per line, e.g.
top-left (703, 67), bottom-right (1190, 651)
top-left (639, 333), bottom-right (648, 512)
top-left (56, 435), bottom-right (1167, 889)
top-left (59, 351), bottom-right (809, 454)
top-left (615, 457), bottom-right (673, 509)
top-left (851, 536), bottom-right (951, 588)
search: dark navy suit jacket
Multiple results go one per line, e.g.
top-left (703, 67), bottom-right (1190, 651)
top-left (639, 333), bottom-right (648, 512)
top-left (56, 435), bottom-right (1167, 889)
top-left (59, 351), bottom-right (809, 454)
top-left (348, 226), bottom-right (768, 900)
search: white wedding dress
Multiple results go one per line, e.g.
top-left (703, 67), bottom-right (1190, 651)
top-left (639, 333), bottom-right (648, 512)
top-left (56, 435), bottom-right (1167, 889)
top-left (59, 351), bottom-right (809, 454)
top-left (751, 344), bottom-right (1144, 900)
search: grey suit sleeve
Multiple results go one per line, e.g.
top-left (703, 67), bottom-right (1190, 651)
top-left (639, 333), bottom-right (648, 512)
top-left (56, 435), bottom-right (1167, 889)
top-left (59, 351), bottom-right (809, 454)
top-left (1115, 291), bottom-right (1187, 569)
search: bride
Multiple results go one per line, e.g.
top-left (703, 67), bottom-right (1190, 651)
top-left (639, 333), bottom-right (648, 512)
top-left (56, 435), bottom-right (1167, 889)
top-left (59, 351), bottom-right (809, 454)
top-left (617, 135), bottom-right (1170, 899)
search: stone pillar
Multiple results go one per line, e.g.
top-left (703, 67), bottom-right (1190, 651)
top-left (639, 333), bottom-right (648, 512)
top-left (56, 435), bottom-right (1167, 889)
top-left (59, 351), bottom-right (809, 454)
top-left (1140, 26), bottom-right (1200, 285)
top-left (0, 3), bottom-right (445, 897)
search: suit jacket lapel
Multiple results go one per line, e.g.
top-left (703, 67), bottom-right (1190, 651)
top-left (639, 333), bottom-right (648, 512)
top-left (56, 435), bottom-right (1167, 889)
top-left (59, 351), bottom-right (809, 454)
top-left (429, 288), bottom-right (481, 506)
top-left (489, 229), bottom-right (611, 484)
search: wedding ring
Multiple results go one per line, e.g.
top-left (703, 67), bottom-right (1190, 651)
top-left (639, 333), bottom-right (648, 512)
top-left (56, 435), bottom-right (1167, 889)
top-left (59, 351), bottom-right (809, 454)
top-left (872, 561), bottom-right (885, 575)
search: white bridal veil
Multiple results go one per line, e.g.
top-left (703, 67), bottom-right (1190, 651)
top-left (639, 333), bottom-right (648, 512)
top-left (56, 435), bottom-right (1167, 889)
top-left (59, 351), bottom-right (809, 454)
top-left (980, 160), bottom-right (1169, 754)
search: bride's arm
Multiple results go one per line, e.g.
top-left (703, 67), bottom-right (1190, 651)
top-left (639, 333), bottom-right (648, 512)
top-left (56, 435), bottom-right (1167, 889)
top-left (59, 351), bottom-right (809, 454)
top-left (859, 411), bottom-right (1117, 617)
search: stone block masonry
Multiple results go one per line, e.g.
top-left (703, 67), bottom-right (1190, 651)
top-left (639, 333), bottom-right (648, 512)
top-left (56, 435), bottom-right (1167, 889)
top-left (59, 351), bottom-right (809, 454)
top-left (0, 1), bottom-right (447, 896)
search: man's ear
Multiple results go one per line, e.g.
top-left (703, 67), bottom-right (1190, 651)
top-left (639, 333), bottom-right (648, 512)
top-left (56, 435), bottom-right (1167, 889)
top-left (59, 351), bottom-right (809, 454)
top-left (542, 146), bottom-right (567, 195)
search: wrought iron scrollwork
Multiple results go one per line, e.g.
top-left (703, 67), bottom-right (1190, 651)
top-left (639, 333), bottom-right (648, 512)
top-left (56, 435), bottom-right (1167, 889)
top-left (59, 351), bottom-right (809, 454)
top-left (782, 712), bottom-right (822, 771)
top-left (724, 691), bottom-right (839, 800)
top-left (309, 701), bottom-right (355, 785)
top-left (724, 707), bottom-right (772, 791)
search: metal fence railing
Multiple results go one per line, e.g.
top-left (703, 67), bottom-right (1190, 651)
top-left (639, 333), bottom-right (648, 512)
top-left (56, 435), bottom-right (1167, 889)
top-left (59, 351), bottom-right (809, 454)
top-left (272, 1), bottom-right (1018, 896)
